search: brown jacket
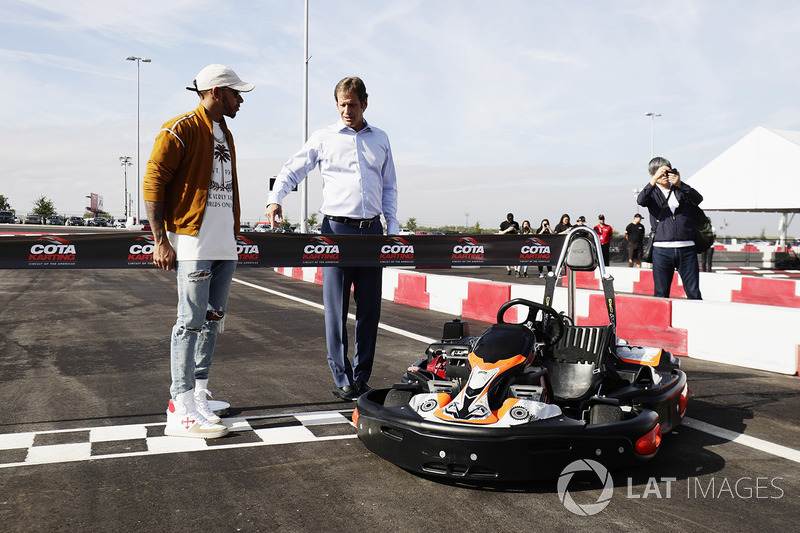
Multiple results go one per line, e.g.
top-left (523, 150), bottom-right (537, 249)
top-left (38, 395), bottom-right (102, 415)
top-left (142, 103), bottom-right (241, 235)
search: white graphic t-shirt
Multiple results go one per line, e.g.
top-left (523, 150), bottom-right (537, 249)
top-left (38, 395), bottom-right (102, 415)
top-left (168, 121), bottom-right (236, 260)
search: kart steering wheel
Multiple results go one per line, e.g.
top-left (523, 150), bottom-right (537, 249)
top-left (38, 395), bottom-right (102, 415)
top-left (496, 298), bottom-right (565, 347)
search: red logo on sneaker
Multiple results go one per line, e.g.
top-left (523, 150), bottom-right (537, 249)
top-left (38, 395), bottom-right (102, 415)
top-left (168, 400), bottom-right (176, 413)
top-left (182, 417), bottom-right (195, 429)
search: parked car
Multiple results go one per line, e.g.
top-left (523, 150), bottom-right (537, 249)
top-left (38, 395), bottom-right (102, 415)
top-left (24, 213), bottom-right (44, 224)
top-left (0, 211), bottom-right (15, 223)
top-left (46, 215), bottom-right (64, 225)
top-left (66, 217), bottom-right (85, 226)
top-left (87, 217), bottom-right (108, 227)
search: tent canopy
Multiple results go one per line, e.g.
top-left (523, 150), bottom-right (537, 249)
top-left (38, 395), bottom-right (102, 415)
top-left (686, 126), bottom-right (800, 212)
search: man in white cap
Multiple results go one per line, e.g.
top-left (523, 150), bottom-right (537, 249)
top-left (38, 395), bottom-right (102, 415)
top-left (143, 64), bottom-right (254, 438)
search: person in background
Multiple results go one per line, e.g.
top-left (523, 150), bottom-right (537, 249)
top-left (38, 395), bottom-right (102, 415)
top-left (594, 214), bottom-right (613, 267)
top-left (499, 212), bottom-right (520, 275)
top-left (637, 156), bottom-right (703, 300)
top-left (575, 216), bottom-right (586, 226)
top-left (143, 64), bottom-right (255, 438)
top-left (265, 77), bottom-right (398, 402)
top-left (518, 219), bottom-right (533, 277)
top-left (554, 213), bottom-right (572, 234)
top-left (536, 218), bottom-right (555, 278)
top-left (700, 217), bottom-right (716, 272)
top-left (625, 213), bottom-right (646, 268)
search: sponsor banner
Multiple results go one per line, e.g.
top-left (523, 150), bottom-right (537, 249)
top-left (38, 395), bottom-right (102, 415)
top-left (0, 232), bottom-right (565, 269)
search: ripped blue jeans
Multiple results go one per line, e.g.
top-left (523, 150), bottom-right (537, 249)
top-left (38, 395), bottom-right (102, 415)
top-left (170, 260), bottom-right (236, 398)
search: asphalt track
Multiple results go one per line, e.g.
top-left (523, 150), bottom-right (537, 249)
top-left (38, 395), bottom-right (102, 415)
top-left (1, 267), bottom-right (799, 532)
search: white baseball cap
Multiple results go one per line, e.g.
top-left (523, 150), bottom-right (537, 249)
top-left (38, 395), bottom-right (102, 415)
top-left (187, 64), bottom-right (255, 92)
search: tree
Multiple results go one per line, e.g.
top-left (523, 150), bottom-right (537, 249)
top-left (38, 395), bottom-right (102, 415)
top-left (405, 217), bottom-right (417, 233)
top-left (307, 212), bottom-right (318, 228)
top-left (32, 196), bottom-right (57, 218)
top-left (0, 195), bottom-right (11, 211)
top-left (281, 216), bottom-right (292, 230)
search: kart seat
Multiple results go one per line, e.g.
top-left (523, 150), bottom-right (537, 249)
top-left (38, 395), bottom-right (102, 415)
top-left (543, 324), bottom-right (613, 403)
top-left (472, 323), bottom-right (536, 366)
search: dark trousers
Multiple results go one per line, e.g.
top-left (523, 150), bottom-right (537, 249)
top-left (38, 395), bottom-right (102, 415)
top-left (700, 248), bottom-right (714, 272)
top-left (321, 217), bottom-right (384, 387)
top-left (652, 245), bottom-right (702, 300)
top-left (600, 242), bottom-right (611, 266)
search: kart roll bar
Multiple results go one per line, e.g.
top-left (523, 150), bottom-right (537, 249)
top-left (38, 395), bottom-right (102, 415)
top-left (542, 226), bottom-right (617, 332)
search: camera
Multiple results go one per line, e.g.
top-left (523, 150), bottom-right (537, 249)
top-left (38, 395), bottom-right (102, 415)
top-left (665, 168), bottom-right (679, 176)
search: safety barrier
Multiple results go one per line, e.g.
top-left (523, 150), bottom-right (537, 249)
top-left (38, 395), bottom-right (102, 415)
top-left (0, 232), bottom-right (566, 269)
top-left (567, 266), bottom-right (800, 309)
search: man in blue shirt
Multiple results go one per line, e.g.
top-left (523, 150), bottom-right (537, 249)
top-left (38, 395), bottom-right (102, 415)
top-left (265, 77), bottom-right (399, 401)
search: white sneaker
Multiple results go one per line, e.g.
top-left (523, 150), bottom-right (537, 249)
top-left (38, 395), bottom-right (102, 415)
top-left (194, 379), bottom-right (222, 424)
top-left (165, 390), bottom-right (228, 439)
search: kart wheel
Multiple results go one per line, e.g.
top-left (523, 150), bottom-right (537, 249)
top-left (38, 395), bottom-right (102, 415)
top-left (384, 389), bottom-right (414, 408)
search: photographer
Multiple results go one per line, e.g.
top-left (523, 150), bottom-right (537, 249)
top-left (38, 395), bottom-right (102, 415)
top-left (637, 156), bottom-right (703, 300)
top-left (499, 213), bottom-right (520, 275)
top-left (536, 218), bottom-right (554, 278)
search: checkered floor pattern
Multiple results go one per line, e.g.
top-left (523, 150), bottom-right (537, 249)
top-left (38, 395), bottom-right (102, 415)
top-left (0, 410), bottom-right (356, 469)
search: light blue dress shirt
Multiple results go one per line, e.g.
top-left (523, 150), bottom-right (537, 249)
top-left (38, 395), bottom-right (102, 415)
top-left (268, 119), bottom-right (399, 234)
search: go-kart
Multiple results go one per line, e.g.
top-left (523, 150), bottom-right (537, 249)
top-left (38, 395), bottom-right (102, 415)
top-left (353, 227), bottom-right (688, 481)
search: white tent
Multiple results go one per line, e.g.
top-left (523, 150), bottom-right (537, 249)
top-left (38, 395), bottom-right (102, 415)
top-left (686, 126), bottom-right (800, 243)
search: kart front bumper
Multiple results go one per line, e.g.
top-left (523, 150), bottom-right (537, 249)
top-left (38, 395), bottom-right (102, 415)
top-left (354, 389), bottom-right (662, 481)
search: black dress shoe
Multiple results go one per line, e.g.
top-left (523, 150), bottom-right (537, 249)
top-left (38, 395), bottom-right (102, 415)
top-left (332, 385), bottom-right (359, 401)
top-left (354, 381), bottom-right (372, 395)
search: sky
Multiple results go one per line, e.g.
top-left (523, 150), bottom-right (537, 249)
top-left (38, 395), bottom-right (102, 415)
top-left (1, 0), bottom-right (799, 238)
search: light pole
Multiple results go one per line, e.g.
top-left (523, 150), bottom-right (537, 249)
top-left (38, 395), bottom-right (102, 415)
top-left (632, 187), bottom-right (642, 213)
top-left (299, 0), bottom-right (310, 233)
top-left (645, 112), bottom-right (661, 158)
top-left (126, 55), bottom-right (151, 224)
top-left (119, 156), bottom-right (132, 219)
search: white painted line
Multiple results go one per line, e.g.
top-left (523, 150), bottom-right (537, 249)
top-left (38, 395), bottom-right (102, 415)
top-left (146, 436), bottom-right (208, 453)
top-left (220, 417), bottom-right (253, 432)
top-left (232, 278), bottom-right (324, 311)
top-left (26, 442), bottom-right (92, 464)
top-left (254, 425), bottom-right (318, 445)
top-left (232, 277), bottom-right (436, 344)
top-left (294, 412), bottom-right (351, 426)
top-left (90, 424), bottom-right (148, 443)
top-left (683, 417), bottom-right (800, 464)
top-left (0, 432), bottom-right (35, 450)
